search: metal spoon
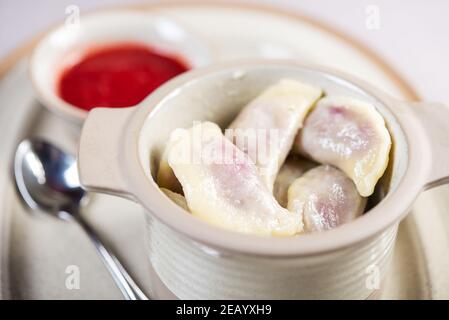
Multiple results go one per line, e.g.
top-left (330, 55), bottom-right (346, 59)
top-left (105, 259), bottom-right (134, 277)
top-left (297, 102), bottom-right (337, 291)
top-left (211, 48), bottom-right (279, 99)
top-left (13, 138), bottom-right (148, 300)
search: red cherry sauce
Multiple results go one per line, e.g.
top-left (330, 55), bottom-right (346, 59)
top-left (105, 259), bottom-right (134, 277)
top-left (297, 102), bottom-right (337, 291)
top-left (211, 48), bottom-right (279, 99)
top-left (58, 44), bottom-right (189, 111)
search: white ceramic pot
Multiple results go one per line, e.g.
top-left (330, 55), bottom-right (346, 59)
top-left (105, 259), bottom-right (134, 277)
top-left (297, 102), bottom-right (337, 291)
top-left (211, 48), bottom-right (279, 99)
top-left (78, 61), bottom-right (449, 299)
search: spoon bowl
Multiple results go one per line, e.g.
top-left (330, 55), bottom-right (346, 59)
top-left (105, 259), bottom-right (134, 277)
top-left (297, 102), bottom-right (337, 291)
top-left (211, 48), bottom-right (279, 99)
top-left (14, 139), bottom-right (84, 219)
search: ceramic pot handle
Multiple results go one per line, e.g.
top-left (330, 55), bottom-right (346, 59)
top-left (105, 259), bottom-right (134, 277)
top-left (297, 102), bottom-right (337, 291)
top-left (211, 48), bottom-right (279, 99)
top-left (78, 107), bottom-right (135, 200)
top-left (409, 102), bottom-right (449, 189)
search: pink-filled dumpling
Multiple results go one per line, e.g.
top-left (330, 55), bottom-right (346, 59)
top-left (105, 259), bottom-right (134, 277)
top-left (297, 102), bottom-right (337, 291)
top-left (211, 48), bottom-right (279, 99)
top-left (166, 121), bottom-right (303, 236)
top-left (228, 79), bottom-right (322, 190)
top-left (273, 156), bottom-right (316, 208)
top-left (294, 96), bottom-right (391, 197)
top-left (288, 165), bottom-right (366, 232)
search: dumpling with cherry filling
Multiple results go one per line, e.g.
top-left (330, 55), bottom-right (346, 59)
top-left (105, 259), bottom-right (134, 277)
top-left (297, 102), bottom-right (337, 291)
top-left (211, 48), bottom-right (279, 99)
top-left (273, 155), bottom-right (316, 208)
top-left (294, 96), bottom-right (391, 196)
top-left (167, 121), bottom-right (302, 236)
top-left (228, 79), bottom-right (322, 190)
top-left (287, 165), bottom-right (366, 232)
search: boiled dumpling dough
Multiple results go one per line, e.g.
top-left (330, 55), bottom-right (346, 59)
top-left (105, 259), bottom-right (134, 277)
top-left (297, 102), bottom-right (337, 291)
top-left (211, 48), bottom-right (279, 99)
top-left (288, 165), bottom-right (366, 232)
top-left (273, 156), bottom-right (316, 208)
top-left (294, 96), bottom-right (391, 196)
top-left (228, 79), bottom-right (322, 190)
top-left (157, 139), bottom-right (183, 194)
top-left (167, 121), bottom-right (302, 236)
top-left (160, 188), bottom-right (189, 211)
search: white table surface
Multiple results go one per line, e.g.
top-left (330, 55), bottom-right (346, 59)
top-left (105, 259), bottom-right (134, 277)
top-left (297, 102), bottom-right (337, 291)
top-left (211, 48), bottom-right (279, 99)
top-left (1, 0), bottom-right (448, 104)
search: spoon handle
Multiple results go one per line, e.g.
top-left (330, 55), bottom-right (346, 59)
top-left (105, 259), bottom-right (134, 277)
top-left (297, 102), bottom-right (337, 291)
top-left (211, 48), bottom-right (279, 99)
top-left (73, 213), bottom-right (149, 300)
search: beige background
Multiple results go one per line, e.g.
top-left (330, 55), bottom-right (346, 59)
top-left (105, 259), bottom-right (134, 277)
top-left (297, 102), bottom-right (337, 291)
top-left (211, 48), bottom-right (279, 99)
top-left (1, 0), bottom-right (449, 103)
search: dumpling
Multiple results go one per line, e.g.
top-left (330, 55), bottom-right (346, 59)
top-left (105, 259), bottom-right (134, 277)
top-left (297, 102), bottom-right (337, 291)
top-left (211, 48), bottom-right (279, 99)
top-left (287, 165), bottom-right (366, 232)
top-left (273, 155), bottom-right (316, 208)
top-left (228, 79), bottom-right (322, 190)
top-left (294, 96), bottom-right (391, 196)
top-left (167, 121), bottom-right (302, 236)
top-left (160, 188), bottom-right (189, 211)
top-left (157, 139), bottom-right (183, 194)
